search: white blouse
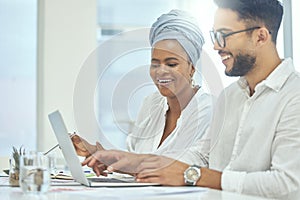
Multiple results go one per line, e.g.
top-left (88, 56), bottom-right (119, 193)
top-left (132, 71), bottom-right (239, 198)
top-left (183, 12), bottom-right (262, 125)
top-left (126, 87), bottom-right (213, 165)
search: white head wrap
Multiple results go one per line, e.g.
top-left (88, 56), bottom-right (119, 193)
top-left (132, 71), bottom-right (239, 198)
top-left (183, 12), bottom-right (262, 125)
top-left (149, 9), bottom-right (205, 66)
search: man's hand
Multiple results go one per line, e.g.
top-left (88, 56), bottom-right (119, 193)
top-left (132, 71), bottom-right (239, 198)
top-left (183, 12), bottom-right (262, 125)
top-left (136, 155), bottom-right (222, 189)
top-left (136, 155), bottom-right (188, 185)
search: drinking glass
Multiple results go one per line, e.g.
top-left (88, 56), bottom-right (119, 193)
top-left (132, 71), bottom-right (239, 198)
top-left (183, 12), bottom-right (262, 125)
top-left (19, 152), bottom-right (50, 194)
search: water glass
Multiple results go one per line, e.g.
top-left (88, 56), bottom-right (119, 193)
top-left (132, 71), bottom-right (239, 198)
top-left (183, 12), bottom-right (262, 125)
top-left (47, 152), bottom-right (57, 175)
top-left (19, 152), bottom-right (50, 194)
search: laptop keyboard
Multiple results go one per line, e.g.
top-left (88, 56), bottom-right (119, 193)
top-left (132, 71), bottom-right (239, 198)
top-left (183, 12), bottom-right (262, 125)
top-left (88, 178), bottom-right (131, 183)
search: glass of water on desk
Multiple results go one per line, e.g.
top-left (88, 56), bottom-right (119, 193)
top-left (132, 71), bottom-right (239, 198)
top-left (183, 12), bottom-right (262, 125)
top-left (19, 152), bottom-right (50, 194)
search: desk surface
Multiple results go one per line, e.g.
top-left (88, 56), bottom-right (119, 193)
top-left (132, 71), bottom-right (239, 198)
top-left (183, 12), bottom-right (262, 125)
top-left (0, 179), bottom-right (269, 200)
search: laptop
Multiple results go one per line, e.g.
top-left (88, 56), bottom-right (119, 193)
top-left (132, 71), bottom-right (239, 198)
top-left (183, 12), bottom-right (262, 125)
top-left (48, 110), bottom-right (160, 187)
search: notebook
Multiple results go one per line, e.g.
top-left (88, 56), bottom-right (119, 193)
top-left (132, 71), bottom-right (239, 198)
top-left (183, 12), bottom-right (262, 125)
top-left (48, 110), bottom-right (160, 187)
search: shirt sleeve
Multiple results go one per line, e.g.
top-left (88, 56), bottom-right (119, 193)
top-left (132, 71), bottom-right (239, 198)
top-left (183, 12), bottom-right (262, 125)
top-left (177, 128), bottom-right (210, 167)
top-left (221, 96), bottom-right (300, 198)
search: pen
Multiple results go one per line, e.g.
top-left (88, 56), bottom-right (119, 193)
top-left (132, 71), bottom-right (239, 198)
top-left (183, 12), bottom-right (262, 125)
top-left (44, 144), bottom-right (59, 156)
top-left (44, 131), bottom-right (76, 156)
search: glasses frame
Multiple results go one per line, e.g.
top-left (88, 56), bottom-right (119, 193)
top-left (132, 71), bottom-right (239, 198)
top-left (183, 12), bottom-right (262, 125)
top-left (210, 26), bottom-right (261, 48)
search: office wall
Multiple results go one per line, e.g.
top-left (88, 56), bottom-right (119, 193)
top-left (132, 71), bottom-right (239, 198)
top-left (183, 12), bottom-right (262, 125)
top-left (37, 0), bottom-right (97, 152)
top-left (0, 0), bottom-right (37, 156)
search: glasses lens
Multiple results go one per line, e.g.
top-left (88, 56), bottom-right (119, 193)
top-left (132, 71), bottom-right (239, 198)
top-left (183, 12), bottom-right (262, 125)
top-left (210, 31), bottom-right (225, 48)
top-left (216, 32), bottom-right (225, 48)
top-left (209, 31), bottom-right (215, 45)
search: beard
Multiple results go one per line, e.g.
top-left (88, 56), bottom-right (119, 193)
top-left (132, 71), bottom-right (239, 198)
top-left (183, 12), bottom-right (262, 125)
top-left (226, 53), bottom-right (256, 77)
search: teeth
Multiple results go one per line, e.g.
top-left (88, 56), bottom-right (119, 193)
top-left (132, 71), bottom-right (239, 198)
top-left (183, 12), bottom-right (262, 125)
top-left (221, 55), bottom-right (231, 61)
top-left (158, 79), bottom-right (172, 83)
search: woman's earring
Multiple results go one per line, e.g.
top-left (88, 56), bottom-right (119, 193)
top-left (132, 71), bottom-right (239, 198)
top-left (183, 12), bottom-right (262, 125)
top-left (190, 75), bottom-right (195, 88)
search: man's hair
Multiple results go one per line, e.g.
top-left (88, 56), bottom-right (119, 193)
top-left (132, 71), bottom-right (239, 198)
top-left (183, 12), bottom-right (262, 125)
top-left (213, 0), bottom-right (283, 44)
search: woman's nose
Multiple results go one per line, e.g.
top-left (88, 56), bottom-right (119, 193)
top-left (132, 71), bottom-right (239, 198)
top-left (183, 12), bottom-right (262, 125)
top-left (156, 64), bottom-right (169, 74)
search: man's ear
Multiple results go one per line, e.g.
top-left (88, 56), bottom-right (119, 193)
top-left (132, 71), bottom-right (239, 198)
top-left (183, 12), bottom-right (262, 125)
top-left (256, 27), bottom-right (271, 46)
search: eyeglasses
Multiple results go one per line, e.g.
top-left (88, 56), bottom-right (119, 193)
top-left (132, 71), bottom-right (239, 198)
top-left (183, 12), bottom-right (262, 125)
top-left (210, 27), bottom-right (261, 48)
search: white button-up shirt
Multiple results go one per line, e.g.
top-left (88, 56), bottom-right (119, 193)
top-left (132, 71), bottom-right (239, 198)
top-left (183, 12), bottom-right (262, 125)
top-left (209, 58), bottom-right (300, 199)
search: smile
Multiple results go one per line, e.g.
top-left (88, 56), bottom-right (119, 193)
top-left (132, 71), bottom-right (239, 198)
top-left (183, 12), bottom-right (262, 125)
top-left (157, 79), bottom-right (174, 85)
top-left (221, 54), bottom-right (231, 61)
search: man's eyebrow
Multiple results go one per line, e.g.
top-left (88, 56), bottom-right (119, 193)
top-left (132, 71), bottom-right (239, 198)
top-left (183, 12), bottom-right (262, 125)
top-left (214, 28), bottom-right (232, 32)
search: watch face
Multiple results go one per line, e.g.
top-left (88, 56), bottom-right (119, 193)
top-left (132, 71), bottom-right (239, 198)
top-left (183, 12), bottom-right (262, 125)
top-left (186, 168), bottom-right (200, 181)
top-left (184, 165), bottom-right (201, 185)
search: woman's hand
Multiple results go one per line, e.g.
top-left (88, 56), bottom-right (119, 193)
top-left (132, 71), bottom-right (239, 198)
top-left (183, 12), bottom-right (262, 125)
top-left (70, 134), bottom-right (103, 157)
top-left (82, 150), bottom-right (150, 176)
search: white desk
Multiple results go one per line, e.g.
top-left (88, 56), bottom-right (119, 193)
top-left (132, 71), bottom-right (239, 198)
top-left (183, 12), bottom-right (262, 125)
top-left (0, 180), bottom-right (269, 200)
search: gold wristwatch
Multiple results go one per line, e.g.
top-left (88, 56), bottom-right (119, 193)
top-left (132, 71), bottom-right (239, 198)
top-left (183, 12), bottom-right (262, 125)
top-left (183, 165), bottom-right (201, 186)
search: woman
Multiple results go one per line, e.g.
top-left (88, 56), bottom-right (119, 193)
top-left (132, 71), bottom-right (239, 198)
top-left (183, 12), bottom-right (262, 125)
top-left (72, 9), bottom-right (212, 166)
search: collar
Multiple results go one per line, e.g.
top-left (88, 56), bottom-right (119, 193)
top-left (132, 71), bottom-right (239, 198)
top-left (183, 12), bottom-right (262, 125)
top-left (237, 58), bottom-right (294, 93)
top-left (263, 58), bottom-right (294, 92)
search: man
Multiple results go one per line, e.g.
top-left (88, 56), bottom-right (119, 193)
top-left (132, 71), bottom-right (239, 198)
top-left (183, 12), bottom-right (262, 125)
top-left (83, 0), bottom-right (300, 198)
